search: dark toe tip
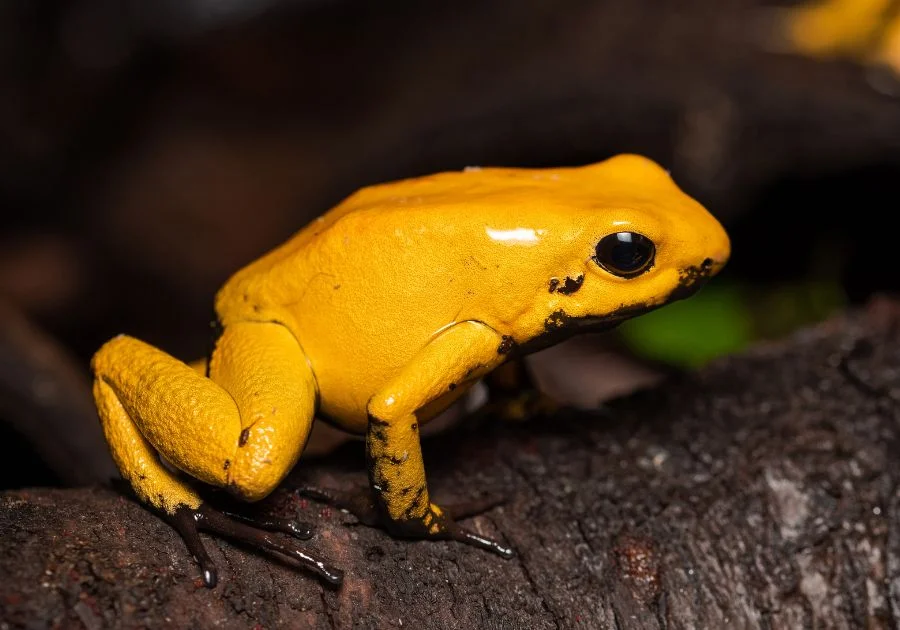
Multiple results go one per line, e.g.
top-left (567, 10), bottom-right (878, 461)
top-left (324, 567), bottom-right (345, 586)
top-left (288, 521), bottom-right (315, 540)
top-left (202, 568), bottom-right (218, 588)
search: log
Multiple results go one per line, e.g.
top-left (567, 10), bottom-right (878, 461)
top-left (2, 298), bottom-right (900, 628)
top-left (0, 301), bottom-right (116, 487)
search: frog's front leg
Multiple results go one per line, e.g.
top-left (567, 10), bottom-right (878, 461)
top-left (91, 322), bottom-right (342, 586)
top-left (365, 320), bottom-right (514, 557)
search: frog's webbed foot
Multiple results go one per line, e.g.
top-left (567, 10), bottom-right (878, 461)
top-left (297, 485), bottom-right (381, 527)
top-left (412, 502), bottom-right (515, 558)
top-left (297, 486), bottom-right (514, 558)
top-left (480, 358), bottom-right (560, 422)
top-left (166, 503), bottom-right (344, 588)
top-left (479, 388), bottom-right (560, 422)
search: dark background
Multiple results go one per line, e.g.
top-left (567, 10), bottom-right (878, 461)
top-left (2, 0), bottom-right (899, 489)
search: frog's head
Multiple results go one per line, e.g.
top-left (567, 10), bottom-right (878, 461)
top-left (516, 153), bottom-right (730, 346)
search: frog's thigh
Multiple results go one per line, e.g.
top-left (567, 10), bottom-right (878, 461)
top-left (91, 322), bottom-right (316, 513)
top-left (93, 376), bottom-right (203, 512)
top-left (366, 320), bottom-right (506, 525)
top-left (208, 322), bottom-right (316, 500)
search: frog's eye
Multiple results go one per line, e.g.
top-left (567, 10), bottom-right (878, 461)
top-left (593, 232), bottom-right (655, 278)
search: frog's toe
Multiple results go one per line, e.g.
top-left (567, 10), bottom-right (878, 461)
top-left (168, 507), bottom-right (219, 587)
top-left (446, 522), bottom-right (516, 559)
top-left (215, 508), bottom-right (315, 540)
top-left (166, 504), bottom-right (343, 587)
top-left (296, 484), bottom-right (381, 526)
top-left (387, 504), bottom-right (516, 559)
top-left (297, 486), bottom-right (507, 528)
top-left (298, 485), bottom-right (515, 559)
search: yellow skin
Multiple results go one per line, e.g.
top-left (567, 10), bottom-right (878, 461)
top-left (782, 0), bottom-right (900, 74)
top-left (92, 154), bottom-right (730, 584)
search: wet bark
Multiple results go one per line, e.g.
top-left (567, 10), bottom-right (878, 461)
top-left (3, 299), bottom-right (900, 629)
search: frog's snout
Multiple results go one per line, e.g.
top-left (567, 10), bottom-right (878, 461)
top-left (667, 233), bottom-right (729, 303)
top-left (700, 254), bottom-right (727, 277)
top-left (703, 222), bottom-right (731, 276)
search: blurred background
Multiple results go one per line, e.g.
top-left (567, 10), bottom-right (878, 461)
top-left (2, 0), bottom-right (899, 490)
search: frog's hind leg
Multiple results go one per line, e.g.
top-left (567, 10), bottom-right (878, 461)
top-left (91, 322), bottom-right (342, 586)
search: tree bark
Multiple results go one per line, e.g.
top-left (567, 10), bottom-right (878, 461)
top-left (3, 299), bottom-right (900, 629)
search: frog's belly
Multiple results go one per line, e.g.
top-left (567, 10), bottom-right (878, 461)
top-left (289, 297), bottom-right (470, 432)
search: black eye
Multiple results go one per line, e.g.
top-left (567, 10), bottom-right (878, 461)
top-left (593, 232), bottom-right (655, 278)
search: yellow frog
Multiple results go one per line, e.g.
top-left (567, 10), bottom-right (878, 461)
top-left (779, 0), bottom-right (900, 75)
top-left (91, 154), bottom-right (730, 586)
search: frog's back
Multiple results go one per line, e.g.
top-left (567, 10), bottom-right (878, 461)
top-left (217, 165), bottom-right (584, 314)
top-left (213, 155), bottom-right (706, 428)
top-left (220, 156), bottom-right (684, 310)
top-left (225, 165), bottom-right (581, 275)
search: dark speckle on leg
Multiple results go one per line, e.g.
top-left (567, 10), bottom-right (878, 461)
top-left (238, 428), bottom-right (250, 447)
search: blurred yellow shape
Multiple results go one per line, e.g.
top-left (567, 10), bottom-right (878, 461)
top-left (785, 0), bottom-right (892, 57)
top-left (873, 12), bottom-right (900, 69)
top-left (782, 0), bottom-right (900, 78)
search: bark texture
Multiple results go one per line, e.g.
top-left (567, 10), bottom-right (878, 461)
top-left (3, 300), bottom-right (900, 629)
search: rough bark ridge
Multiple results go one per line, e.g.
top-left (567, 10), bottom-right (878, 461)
top-left (3, 302), bottom-right (900, 629)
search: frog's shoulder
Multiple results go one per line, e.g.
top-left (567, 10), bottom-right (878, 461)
top-left (221, 157), bottom-right (668, 285)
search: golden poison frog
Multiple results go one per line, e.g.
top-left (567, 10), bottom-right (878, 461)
top-left (780, 0), bottom-right (900, 76)
top-left (91, 154), bottom-right (730, 586)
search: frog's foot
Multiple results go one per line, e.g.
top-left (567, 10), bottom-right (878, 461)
top-left (481, 359), bottom-right (560, 422)
top-left (480, 389), bottom-right (560, 422)
top-left (391, 502), bottom-right (516, 559)
top-left (297, 485), bottom-right (381, 526)
top-left (166, 503), bottom-right (344, 588)
top-left (297, 486), bottom-right (514, 558)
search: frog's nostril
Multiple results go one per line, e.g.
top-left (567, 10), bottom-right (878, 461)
top-left (701, 253), bottom-right (728, 276)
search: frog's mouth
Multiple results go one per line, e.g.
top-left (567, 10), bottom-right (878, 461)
top-left (666, 259), bottom-right (715, 303)
top-left (519, 262), bottom-right (715, 355)
top-left (519, 304), bottom-right (649, 355)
